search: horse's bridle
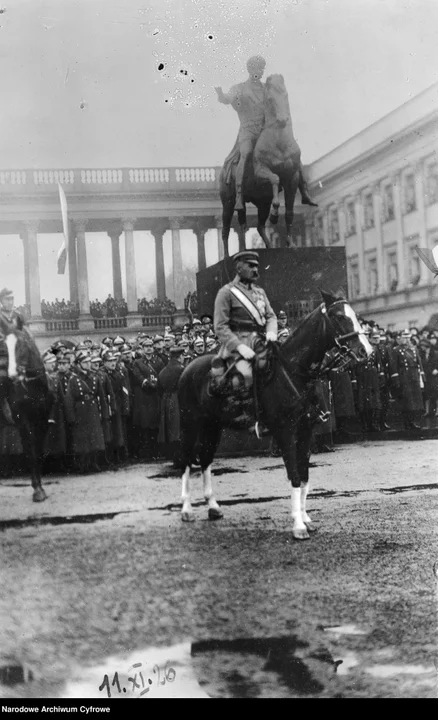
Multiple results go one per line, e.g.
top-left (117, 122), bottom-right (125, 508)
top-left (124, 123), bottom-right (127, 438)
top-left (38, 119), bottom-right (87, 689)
top-left (321, 300), bottom-right (366, 364)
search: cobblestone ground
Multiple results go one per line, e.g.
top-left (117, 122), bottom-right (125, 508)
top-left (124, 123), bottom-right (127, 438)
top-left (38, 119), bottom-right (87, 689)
top-left (0, 438), bottom-right (437, 699)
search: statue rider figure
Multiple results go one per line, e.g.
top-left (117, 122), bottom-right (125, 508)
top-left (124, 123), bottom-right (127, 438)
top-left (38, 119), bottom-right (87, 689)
top-left (215, 55), bottom-right (317, 211)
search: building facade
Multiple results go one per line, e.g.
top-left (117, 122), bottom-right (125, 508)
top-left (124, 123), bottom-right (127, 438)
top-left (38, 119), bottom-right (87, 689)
top-left (305, 82), bottom-right (438, 330)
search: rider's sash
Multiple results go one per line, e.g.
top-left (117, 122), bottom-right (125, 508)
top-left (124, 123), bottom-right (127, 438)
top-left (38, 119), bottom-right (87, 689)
top-left (229, 286), bottom-right (266, 327)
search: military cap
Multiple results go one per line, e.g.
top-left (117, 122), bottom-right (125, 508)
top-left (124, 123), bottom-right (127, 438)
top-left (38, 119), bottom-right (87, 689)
top-left (278, 328), bottom-right (290, 338)
top-left (401, 329), bottom-right (411, 337)
top-left (369, 329), bottom-right (380, 338)
top-left (169, 346), bottom-right (184, 357)
top-left (233, 250), bottom-right (259, 264)
top-left (75, 349), bottom-right (91, 363)
top-left (178, 339), bottom-right (189, 347)
top-left (142, 338), bottom-right (153, 347)
top-left (201, 314), bottom-right (213, 323)
top-left (51, 340), bottom-right (66, 351)
top-left (76, 342), bottom-right (87, 350)
top-left (43, 351), bottom-right (57, 364)
top-left (277, 310), bottom-right (287, 319)
top-left (103, 352), bottom-right (117, 361)
top-left (194, 337), bottom-right (204, 346)
top-left (192, 318), bottom-right (202, 325)
top-left (164, 333), bottom-right (175, 341)
top-left (120, 343), bottom-right (132, 353)
top-left (56, 354), bottom-right (70, 364)
top-left (205, 337), bottom-right (216, 347)
top-left (101, 337), bottom-right (113, 346)
top-left (113, 335), bottom-right (125, 346)
top-left (0, 287), bottom-right (14, 301)
top-left (83, 337), bottom-right (93, 345)
top-left (153, 335), bottom-right (164, 343)
top-left (90, 354), bottom-right (102, 364)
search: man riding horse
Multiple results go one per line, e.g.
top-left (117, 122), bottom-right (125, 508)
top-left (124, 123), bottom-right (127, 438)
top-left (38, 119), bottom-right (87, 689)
top-left (215, 55), bottom-right (317, 211)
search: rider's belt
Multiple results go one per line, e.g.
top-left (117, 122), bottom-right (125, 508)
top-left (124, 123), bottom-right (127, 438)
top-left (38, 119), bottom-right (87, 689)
top-left (230, 321), bottom-right (261, 332)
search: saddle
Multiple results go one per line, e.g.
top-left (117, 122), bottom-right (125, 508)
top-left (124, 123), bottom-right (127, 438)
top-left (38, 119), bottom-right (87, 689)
top-left (207, 338), bottom-right (273, 432)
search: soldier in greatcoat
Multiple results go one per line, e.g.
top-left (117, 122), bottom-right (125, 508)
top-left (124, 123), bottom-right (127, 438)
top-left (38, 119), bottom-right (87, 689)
top-left (355, 329), bottom-right (383, 432)
top-left (42, 351), bottom-right (67, 466)
top-left (390, 329), bottom-right (425, 429)
top-left (131, 338), bottom-right (161, 459)
top-left (104, 352), bottom-right (131, 463)
top-left (64, 350), bottom-right (108, 473)
top-left (157, 345), bottom-right (185, 467)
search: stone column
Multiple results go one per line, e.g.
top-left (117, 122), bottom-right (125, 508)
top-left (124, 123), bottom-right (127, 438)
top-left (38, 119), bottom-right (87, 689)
top-left (150, 227), bottom-right (166, 301)
top-left (68, 220), bottom-right (79, 304)
top-left (170, 217), bottom-right (185, 308)
top-left (122, 218), bottom-right (137, 313)
top-left (20, 231), bottom-right (31, 308)
top-left (214, 215), bottom-right (224, 261)
top-left (108, 230), bottom-right (123, 300)
top-left (372, 183), bottom-right (384, 294)
top-left (322, 209), bottom-right (329, 247)
top-left (74, 219), bottom-right (91, 316)
top-left (354, 195), bottom-right (366, 297)
top-left (304, 217), bottom-right (313, 247)
top-left (193, 221), bottom-right (207, 272)
top-left (414, 160), bottom-right (429, 285)
top-left (23, 221), bottom-right (41, 317)
top-left (392, 171), bottom-right (406, 289)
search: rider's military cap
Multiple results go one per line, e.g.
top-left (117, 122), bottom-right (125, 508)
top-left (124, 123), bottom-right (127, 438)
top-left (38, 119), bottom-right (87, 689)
top-left (233, 250), bottom-right (259, 264)
top-left (0, 287), bottom-right (14, 300)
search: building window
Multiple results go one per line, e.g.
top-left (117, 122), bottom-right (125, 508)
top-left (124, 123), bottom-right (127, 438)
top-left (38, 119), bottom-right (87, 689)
top-left (348, 259), bottom-right (360, 299)
top-left (382, 184), bottom-right (395, 221)
top-left (366, 257), bottom-right (378, 296)
top-left (425, 162), bottom-right (438, 206)
top-left (345, 201), bottom-right (356, 236)
top-left (387, 251), bottom-right (398, 292)
top-left (363, 193), bottom-right (375, 229)
top-left (328, 207), bottom-right (340, 244)
top-left (408, 243), bottom-right (421, 286)
top-left (403, 172), bottom-right (416, 213)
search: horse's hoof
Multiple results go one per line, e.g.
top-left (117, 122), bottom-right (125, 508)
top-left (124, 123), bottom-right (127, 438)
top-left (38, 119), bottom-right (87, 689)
top-left (304, 521), bottom-right (317, 533)
top-left (181, 511), bottom-right (195, 523)
top-left (292, 526), bottom-right (310, 541)
top-left (208, 507), bottom-right (224, 521)
top-left (33, 487), bottom-right (47, 503)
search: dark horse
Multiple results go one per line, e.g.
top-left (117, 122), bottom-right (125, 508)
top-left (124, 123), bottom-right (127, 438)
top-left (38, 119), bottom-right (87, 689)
top-left (177, 292), bottom-right (372, 540)
top-left (0, 329), bottom-right (51, 502)
top-left (220, 74), bottom-right (303, 256)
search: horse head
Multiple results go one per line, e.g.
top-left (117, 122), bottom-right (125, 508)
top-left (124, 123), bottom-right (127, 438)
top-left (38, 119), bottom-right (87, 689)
top-left (264, 74), bottom-right (290, 128)
top-left (320, 290), bottom-right (372, 362)
top-left (4, 330), bottom-right (45, 381)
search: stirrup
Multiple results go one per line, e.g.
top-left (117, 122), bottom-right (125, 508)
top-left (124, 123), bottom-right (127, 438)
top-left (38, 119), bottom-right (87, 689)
top-left (254, 421), bottom-right (271, 439)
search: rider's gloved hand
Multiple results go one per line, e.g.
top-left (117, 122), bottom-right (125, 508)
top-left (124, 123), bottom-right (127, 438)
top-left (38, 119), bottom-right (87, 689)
top-left (237, 344), bottom-right (255, 360)
top-left (266, 332), bottom-right (277, 342)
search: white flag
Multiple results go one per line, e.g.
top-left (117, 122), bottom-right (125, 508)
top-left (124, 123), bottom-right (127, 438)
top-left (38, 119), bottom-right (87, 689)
top-left (57, 183), bottom-right (69, 274)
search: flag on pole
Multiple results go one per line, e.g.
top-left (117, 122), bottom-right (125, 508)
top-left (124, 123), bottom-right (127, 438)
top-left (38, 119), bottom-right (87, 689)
top-left (57, 183), bottom-right (69, 274)
top-left (415, 246), bottom-right (438, 278)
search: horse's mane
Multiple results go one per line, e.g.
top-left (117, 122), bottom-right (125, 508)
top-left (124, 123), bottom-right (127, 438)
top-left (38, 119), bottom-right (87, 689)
top-left (15, 329), bottom-right (45, 376)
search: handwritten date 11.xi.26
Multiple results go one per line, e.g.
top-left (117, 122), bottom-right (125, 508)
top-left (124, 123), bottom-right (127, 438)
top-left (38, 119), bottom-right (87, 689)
top-left (99, 661), bottom-right (176, 698)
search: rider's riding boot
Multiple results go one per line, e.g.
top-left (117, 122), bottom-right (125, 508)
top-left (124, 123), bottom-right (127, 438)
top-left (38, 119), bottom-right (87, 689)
top-left (209, 357), bottom-right (228, 395)
top-left (0, 398), bottom-right (15, 426)
top-left (298, 172), bottom-right (318, 207)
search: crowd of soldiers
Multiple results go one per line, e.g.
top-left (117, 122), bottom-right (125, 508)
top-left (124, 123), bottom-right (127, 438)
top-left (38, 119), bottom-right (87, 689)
top-left (1, 307), bottom-right (437, 474)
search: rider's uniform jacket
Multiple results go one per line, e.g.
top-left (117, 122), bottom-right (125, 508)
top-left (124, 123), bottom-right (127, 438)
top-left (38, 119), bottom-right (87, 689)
top-left (0, 309), bottom-right (26, 337)
top-left (214, 275), bottom-right (277, 355)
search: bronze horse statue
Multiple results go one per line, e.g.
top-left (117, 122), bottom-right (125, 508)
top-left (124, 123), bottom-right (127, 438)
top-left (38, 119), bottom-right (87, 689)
top-left (0, 329), bottom-right (52, 502)
top-left (220, 74), bottom-right (309, 256)
top-left (177, 291), bottom-right (372, 540)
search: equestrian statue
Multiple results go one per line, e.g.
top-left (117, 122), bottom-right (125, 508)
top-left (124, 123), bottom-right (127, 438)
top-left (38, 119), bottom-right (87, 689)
top-left (216, 55), bottom-right (317, 255)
